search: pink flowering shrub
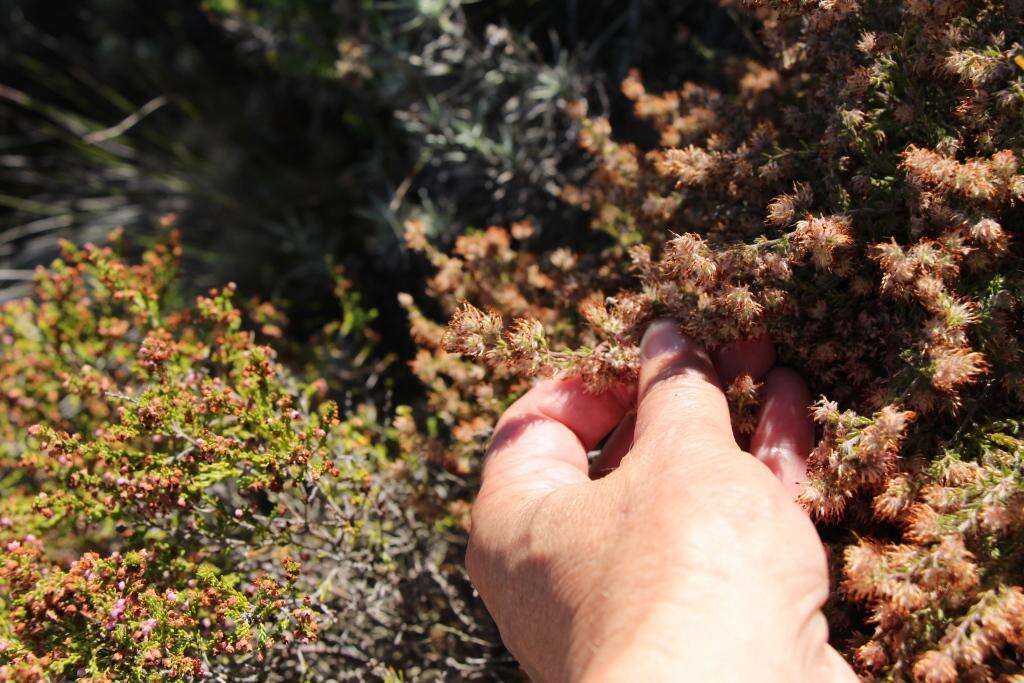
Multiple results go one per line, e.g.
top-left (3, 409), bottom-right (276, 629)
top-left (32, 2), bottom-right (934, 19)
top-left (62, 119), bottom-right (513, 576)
top-left (0, 233), bottom-right (499, 680)
top-left (0, 234), bottom-right (323, 679)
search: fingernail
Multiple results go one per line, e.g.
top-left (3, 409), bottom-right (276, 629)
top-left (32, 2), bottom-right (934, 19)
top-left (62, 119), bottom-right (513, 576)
top-left (640, 319), bottom-right (685, 360)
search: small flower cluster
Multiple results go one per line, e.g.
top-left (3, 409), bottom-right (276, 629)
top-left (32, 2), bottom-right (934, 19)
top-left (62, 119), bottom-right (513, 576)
top-left (399, 221), bottom-right (557, 475)
top-left (0, 543), bottom-right (297, 681)
top-left (846, 425), bottom-right (1024, 681)
top-left (412, 0), bottom-right (1024, 678)
top-left (798, 401), bottom-right (917, 520)
top-left (726, 373), bottom-right (763, 439)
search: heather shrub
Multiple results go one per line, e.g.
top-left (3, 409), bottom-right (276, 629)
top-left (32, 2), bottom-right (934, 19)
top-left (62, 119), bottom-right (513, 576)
top-left (411, 1), bottom-right (1024, 679)
top-left (0, 234), bottom-right (502, 680)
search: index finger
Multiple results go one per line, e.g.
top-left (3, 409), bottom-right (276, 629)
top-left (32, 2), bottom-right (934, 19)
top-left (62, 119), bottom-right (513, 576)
top-left (478, 377), bottom-right (633, 506)
top-left (633, 320), bottom-right (738, 456)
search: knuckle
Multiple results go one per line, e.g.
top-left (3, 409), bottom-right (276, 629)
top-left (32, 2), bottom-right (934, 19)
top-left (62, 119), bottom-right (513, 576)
top-left (644, 363), bottom-right (715, 400)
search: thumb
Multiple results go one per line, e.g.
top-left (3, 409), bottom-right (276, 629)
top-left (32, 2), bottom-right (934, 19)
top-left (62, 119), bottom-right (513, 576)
top-left (632, 320), bottom-right (738, 457)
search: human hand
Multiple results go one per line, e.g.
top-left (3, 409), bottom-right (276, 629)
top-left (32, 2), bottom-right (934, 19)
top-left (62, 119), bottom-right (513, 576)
top-left (466, 321), bottom-right (858, 681)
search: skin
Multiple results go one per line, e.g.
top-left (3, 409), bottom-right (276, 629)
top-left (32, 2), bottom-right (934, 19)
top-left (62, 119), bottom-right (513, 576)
top-left (466, 320), bottom-right (859, 681)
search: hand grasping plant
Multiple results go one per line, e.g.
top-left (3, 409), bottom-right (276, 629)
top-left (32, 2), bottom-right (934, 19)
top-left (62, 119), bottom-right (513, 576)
top-left (466, 320), bottom-right (858, 681)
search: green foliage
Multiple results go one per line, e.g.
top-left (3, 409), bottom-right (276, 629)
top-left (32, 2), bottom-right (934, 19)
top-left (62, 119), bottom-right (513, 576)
top-left (0, 235), bottom-right (502, 680)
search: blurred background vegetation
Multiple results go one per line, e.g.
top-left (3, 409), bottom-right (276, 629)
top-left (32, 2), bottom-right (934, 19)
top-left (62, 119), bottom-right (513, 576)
top-left (0, 0), bottom-right (751, 393)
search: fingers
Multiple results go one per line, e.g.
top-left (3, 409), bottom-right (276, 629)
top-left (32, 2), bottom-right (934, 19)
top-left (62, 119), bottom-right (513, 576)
top-left (478, 322), bottom-right (811, 504)
top-left (595, 334), bottom-right (776, 476)
top-left (715, 337), bottom-right (814, 494)
top-left (750, 367), bottom-right (813, 496)
top-left (479, 377), bottom-right (632, 504)
top-left (590, 411), bottom-right (636, 478)
top-left (713, 335), bottom-right (776, 449)
top-left (713, 336), bottom-right (776, 385)
top-left (633, 320), bottom-right (738, 456)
